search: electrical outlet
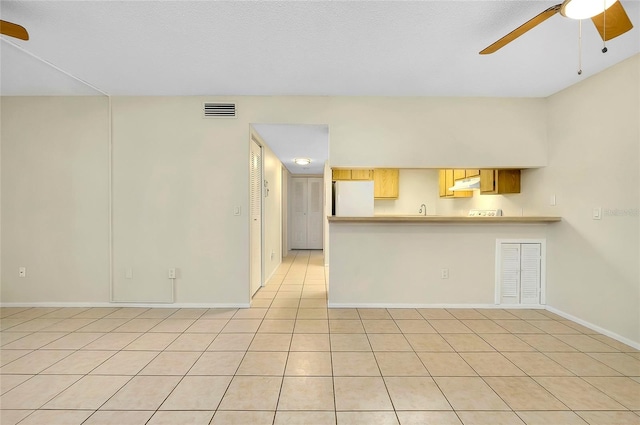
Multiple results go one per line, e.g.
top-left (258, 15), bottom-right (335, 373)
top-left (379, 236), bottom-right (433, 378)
top-left (18, 267), bottom-right (26, 278)
top-left (168, 268), bottom-right (176, 279)
top-left (125, 268), bottom-right (133, 279)
top-left (440, 268), bottom-right (449, 279)
top-left (550, 194), bottom-right (556, 206)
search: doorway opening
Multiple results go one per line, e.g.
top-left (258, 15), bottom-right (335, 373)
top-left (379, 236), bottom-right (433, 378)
top-left (249, 124), bottom-right (329, 299)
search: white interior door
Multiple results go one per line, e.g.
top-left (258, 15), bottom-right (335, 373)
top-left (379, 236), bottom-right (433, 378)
top-left (290, 177), bottom-right (324, 250)
top-left (250, 139), bottom-right (263, 296)
top-left (306, 178), bottom-right (323, 249)
top-left (291, 178), bottom-right (308, 249)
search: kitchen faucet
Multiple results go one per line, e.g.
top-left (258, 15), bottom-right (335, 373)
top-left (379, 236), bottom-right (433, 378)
top-left (419, 204), bottom-right (427, 216)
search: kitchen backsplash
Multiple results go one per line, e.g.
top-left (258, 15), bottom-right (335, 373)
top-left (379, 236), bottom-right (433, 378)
top-left (373, 169), bottom-right (536, 217)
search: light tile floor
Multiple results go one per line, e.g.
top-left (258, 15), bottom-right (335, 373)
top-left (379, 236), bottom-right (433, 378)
top-left (1, 250), bottom-right (639, 425)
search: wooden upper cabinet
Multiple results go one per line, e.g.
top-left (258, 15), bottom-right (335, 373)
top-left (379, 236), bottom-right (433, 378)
top-left (332, 169), bottom-right (352, 180)
top-left (439, 169), bottom-right (472, 198)
top-left (453, 169), bottom-right (466, 181)
top-left (480, 170), bottom-right (496, 193)
top-left (373, 168), bottom-right (399, 199)
top-left (465, 169), bottom-right (480, 178)
top-left (438, 170), bottom-right (447, 197)
top-left (480, 169), bottom-right (521, 194)
top-left (445, 169), bottom-right (455, 196)
top-left (351, 169), bottom-right (373, 180)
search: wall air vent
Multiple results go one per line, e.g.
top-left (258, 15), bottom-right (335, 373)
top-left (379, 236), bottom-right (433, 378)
top-left (203, 102), bottom-right (236, 118)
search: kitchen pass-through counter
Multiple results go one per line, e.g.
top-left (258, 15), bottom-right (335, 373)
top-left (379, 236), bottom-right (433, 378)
top-left (327, 215), bottom-right (561, 308)
top-left (328, 216), bottom-right (561, 223)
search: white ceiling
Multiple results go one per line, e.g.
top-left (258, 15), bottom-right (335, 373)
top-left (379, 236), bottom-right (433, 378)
top-left (1, 0), bottom-right (638, 97)
top-left (253, 124), bottom-right (329, 176)
top-left (2, 1), bottom-right (637, 171)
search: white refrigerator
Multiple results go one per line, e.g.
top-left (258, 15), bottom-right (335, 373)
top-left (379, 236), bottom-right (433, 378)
top-left (333, 180), bottom-right (374, 217)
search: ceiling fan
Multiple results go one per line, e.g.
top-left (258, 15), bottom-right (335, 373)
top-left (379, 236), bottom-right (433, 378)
top-left (480, 0), bottom-right (633, 54)
top-left (0, 20), bottom-right (29, 41)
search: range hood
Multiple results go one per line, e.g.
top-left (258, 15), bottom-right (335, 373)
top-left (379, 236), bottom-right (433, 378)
top-left (448, 177), bottom-right (480, 191)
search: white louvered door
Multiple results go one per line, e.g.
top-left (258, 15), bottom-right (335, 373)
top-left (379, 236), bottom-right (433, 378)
top-left (500, 244), bottom-right (521, 304)
top-left (499, 242), bottom-right (541, 305)
top-left (520, 244), bottom-right (541, 304)
top-left (250, 140), bottom-right (263, 296)
top-left (291, 177), bottom-right (323, 250)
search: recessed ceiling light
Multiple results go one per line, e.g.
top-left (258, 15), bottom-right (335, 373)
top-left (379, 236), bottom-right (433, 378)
top-left (294, 158), bottom-right (311, 165)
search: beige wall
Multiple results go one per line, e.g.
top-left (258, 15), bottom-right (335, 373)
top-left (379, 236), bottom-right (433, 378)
top-left (327, 97), bottom-right (547, 168)
top-left (1, 97), bottom-right (110, 302)
top-left (1, 57), bottom-right (637, 344)
top-left (329, 223), bottom-right (550, 305)
top-left (364, 55), bottom-right (639, 344)
top-left (1, 95), bottom-right (545, 306)
top-left (255, 130), bottom-right (283, 283)
top-left (538, 55), bottom-right (639, 344)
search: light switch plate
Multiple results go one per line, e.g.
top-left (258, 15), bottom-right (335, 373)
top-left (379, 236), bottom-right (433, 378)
top-left (593, 207), bottom-right (602, 220)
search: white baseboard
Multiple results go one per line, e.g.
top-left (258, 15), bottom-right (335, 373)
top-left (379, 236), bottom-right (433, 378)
top-left (328, 302), bottom-right (545, 309)
top-left (263, 261), bottom-right (281, 286)
top-left (545, 305), bottom-right (640, 350)
top-left (0, 302), bottom-right (251, 309)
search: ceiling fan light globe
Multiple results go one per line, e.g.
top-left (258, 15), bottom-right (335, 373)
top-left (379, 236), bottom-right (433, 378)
top-left (561, 0), bottom-right (619, 19)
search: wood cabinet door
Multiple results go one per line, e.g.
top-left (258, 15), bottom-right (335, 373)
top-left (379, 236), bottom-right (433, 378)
top-left (480, 169), bottom-right (520, 194)
top-left (465, 169), bottom-right (480, 177)
top-left (332, 169), bottom-right (351, 180)
top-left (445, 169), bottom-right (454, 196)
top-left (453, 169), bottom-right (466, 181)
top-left (480, 170), bottom-right (496, 193)
top-left (496, 170), bottom-right (521, 194)
top-left (374, 168), bottom-right (399, 199)
top-left (351, 169), bottom-right (373, 180)
top-left (438, 170), bottom-right (447, 197)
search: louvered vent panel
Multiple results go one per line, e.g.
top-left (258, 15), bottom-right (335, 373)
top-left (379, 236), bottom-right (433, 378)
top-left (500, 244), bottom-right (521, 302)
top-left (203, 102), bottom-right (236, 118)
top-left (520, 243), bottom-right (541, 304)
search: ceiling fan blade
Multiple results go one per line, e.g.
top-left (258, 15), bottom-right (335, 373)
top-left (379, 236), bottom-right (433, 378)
top-left (480, 4), bottom-right (561, 54)
top-left (591, 1), bottom-right (633, 41)
top-left (0, 20), bottom-right (29, 40)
